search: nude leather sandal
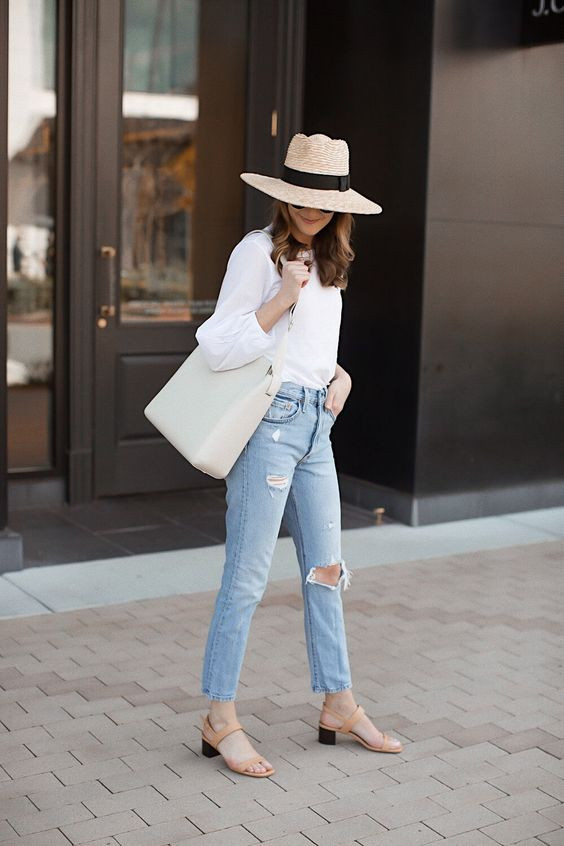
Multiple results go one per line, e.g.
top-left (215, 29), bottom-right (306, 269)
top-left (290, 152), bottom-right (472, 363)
top-left (200, 713), bottom-right (275, 777)
top-left (318, 701), bottom-right (403, 753)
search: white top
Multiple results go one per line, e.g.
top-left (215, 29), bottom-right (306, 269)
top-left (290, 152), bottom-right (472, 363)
top-left (195, 225), bottom-right (343, 389)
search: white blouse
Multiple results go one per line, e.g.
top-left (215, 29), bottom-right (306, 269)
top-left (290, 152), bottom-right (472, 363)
top-left (195, 225), bottom-right (343, 389)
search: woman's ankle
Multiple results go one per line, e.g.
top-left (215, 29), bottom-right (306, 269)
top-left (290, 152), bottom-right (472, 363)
top-left (207, 698), bottom-right (237, 724)
top-left (324, 689), bottom-right (355, 711)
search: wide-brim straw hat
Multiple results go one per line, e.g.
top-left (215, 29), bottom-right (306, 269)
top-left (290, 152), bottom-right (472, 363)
top-left (240, 133), bottom-right (382, 215)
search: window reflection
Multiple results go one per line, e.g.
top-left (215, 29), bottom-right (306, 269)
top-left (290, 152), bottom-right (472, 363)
top-left (121, 0), bottom-right (208, 322)
top-left (6, 0), bottom-right (56, 470)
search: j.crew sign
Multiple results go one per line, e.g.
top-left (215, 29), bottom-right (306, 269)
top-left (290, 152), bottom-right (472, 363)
top-left (522, 0), bottom-right (564, 45)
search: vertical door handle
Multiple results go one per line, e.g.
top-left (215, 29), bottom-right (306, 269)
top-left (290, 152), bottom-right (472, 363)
top-left (97, 245), bottom-right (117, 327)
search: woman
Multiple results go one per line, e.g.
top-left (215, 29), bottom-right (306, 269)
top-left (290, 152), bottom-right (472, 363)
top-left (195, 133), bottom-right (403, 777)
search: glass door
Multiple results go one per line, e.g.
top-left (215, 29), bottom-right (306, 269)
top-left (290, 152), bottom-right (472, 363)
top-left (120, 0), bottom-right (200, 324)
top-left (94, 0), bottom-right (248, 495)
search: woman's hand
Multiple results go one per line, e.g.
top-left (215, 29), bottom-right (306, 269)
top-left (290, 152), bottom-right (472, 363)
top-left (278, 259), bottom-right (311, 307)
top-left (325, 368), bottom-right (352, 418)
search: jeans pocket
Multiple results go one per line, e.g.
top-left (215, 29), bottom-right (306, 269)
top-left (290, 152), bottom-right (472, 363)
top-left (262, 395), bottom-right (301, 424)
top-left (325, 405), bottom-right (337, 423)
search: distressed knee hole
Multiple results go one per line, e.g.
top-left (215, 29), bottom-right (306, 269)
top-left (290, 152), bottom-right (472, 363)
top-left (313, 563), bottom-right (341, 585)
top-left (305, 560), bottom-right (353, 591)
top-left (266, 474), bottom-right (289, 497)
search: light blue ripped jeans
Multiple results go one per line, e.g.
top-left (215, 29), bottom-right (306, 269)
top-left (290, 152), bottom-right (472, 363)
top-left (201, 380), bottom-right (353, 700)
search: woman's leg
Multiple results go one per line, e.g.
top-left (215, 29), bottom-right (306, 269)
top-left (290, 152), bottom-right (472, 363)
top-left (282, 427), bottom-right (353, 694)
top-left (282, 403), bottom-right (402, 751)
top-left (201, 438), bottom-right (295, 700)
top-left (201, 391), bottom-right (305, 772)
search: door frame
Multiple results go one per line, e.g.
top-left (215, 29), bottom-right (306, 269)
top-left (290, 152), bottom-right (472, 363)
top-left (67, 0), bottom-right (98, 504)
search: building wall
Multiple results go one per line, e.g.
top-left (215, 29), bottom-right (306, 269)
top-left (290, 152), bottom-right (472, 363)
top-left (303, 0), bottom-right (435, 519)
top-left (415, 0), bottom-right (564, 520)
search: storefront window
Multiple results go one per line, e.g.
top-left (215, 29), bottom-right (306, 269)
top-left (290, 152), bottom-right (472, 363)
top-left (6, 0), bottom-right (57, 470)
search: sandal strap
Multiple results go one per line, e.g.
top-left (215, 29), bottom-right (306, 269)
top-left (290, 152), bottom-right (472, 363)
top-left (340, 704), bottom-right (364, 733)
top-left (322, 702), bottom-right (365, 733)
top-left (321, 701), bottom-right (347, 719)
top-left (232, 754), bottom-right (268, 772)
top-left (204, 714), bottom-right (243, 745)
top-left (348, 728), bottom-right (399, 751)
top-left (380, 732), bottom-right (398, 752)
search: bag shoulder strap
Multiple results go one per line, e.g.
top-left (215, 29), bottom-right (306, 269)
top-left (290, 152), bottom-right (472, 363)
top-left (241, 227), bottom-right (301, 388)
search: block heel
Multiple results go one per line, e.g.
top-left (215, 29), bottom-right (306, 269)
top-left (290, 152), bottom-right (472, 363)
top-left (319, 725), bottom-right (336, 745)
top-left (202, 737), bottom-right (220, 757)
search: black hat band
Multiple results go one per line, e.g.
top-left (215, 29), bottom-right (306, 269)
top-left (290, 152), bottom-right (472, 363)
top-left (282, 165), bottom-right (350, 192)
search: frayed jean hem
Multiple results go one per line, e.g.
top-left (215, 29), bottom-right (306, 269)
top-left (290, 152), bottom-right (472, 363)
top-left (313, 682), bottom-right (353, 694)
top-left (202, 690), bottom-right (237, 701)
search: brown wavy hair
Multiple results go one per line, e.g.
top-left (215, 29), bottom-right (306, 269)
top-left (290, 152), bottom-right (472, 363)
top-left (268, 200), bottom-right (355, 290)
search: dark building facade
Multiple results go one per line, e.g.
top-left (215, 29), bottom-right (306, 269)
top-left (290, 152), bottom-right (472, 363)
top-left (1, 0), bottom-right (563, 570)
top-left (303, 0), bottom-right (564, 525)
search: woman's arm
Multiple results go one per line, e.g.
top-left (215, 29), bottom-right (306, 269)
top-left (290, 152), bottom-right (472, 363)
top-left (255, 291), bottom-right (292, 334)
top-left (326, 362), bottom-right (352, 417)
top-left (195, 240), bottom-right (277, 371)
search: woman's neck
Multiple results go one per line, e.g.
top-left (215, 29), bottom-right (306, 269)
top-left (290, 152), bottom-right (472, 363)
top-left (289, 224), bottom-right (312, 246)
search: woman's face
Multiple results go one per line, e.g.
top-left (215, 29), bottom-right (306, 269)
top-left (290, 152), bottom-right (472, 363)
top-left (286, 203), bottom-right (334, 244)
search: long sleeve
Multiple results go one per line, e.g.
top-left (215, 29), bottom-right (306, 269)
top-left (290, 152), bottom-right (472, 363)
top-left (195, 238), bottom-right (277, 371)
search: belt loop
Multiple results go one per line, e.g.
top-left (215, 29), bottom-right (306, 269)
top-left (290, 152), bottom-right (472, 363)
top-left (301, 386), bottom-right (307, 412)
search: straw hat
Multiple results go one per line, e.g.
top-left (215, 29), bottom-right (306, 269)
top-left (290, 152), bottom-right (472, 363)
top-left (240, 133), bottom-right (382, 215)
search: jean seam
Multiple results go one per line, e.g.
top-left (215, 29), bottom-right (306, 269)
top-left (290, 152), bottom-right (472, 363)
top-left (288, 485), bottom-right (320, 690)
top-left (262, 408), bottom-right (300, 424)
top-left (203, 443), bottom-right (249, 697)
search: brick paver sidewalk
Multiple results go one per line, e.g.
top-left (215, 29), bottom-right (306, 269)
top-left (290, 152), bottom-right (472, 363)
top-left (0, 539), bottom-right (563, 846)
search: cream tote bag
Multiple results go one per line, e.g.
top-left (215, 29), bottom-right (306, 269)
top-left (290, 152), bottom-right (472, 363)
top-left (143, 231), bottom-right (298, 479)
